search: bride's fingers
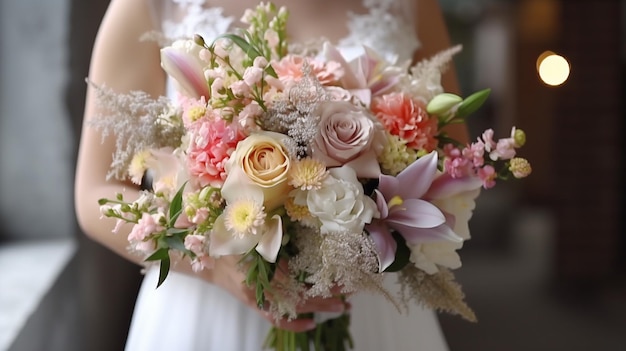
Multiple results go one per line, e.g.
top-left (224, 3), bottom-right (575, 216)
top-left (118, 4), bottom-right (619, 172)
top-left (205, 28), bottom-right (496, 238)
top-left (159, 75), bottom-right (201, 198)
top-left (295, 296), bottom-right (347, 314)
top-left (257, 311), bottom-right (317, 332)
top-left (273, 316), bottom-right (317, 332)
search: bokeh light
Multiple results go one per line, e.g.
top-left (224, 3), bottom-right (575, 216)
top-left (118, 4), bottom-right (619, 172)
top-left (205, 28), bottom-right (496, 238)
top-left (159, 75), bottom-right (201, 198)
top-left (537, 51), bottom-right (570, 86)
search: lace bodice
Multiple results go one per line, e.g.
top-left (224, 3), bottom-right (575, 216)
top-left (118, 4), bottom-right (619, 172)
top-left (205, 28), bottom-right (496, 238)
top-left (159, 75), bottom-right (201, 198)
top-left (148, 0), bottom-right (420, 62)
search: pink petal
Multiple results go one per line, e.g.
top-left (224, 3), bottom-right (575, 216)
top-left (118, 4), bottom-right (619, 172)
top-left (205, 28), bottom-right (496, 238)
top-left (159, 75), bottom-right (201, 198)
top-left (373, 190), bottom-right (389, 219)
top-left (378, 174), bottom-right (399, 201)
top-left (255, 215), bottom-right (283, 263)
top-left (365, 222), bottom-right (397, 272)
top-left (345, 150), bottom-right (382, 179)
top-left (323, 42), bottom-right (361, 88)
top-left (161, 47), bottom-right (210, 99)
top-left (395, 223), bottom-right (463, 244)
top-left (425, 173), bottom-right (483, 200)
top-left (396, 151), bottom-right (438, 199)
top-left (387, 199), bottom-right (445, 229)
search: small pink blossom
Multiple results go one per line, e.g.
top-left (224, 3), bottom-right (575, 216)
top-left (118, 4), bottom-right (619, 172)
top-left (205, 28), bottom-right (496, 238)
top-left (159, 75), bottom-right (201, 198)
top-left (443, 145), bottom-right (473, 178)
top-left (490, 137), bottom-right (517, 161)
top-left (243, 66), bottom-right (264, 86)
top-left (210, 77), bottom-right (224, 97)
top-left (462, 141), bottom-right (485, 167)
top-left (127, 213), bottom-right (163, 253)
top-left (371, 92), bottom-right (438, 151)
top-left (230, 80), bottom-right (251, 97)
top-left (191, 207), bottom-right (209, 224)
top-left (480, 129), bottom-right (497, 152)
top-left (184, 235), bottom-right (214, 272)
top-left (477, 165), bottom-right (497, 189)
top-left (236, 102), bottom-right (263, 133)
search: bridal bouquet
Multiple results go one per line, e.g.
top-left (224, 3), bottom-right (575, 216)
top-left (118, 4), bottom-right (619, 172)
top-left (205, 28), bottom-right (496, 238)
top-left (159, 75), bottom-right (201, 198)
top-left (94, 3), bottom-right (531, 350)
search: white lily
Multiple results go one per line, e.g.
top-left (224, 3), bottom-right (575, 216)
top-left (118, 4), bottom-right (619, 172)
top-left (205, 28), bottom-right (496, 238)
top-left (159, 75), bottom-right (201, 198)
top-left (209, 167), bottom-right (283, 263)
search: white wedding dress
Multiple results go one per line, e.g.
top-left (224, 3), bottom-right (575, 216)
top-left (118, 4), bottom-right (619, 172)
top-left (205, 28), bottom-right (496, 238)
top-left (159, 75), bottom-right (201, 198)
top-left (126, 1), bottom-right (449, 350)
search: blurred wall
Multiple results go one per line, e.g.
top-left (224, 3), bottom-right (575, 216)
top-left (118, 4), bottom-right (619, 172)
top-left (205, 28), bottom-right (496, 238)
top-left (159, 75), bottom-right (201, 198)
top-left (0, 0), bottom-right (73, 240)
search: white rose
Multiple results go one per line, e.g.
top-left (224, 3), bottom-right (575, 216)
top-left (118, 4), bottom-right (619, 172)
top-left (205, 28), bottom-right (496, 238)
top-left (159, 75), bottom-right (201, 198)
top-left (303, 166), bottom-right (377, 233)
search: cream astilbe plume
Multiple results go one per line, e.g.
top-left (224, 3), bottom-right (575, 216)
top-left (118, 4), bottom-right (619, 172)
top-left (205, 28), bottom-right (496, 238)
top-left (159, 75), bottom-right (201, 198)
top-left (289, 228), bottom-right (390, 301)
top-left (87, 81), bottom-right (185, 180)
top-left (401, 45), bottom-right (463, 102)
top-left (397, 264), bottom-right (476, 322)
top-left (262, 65), bottom-right (329, 158)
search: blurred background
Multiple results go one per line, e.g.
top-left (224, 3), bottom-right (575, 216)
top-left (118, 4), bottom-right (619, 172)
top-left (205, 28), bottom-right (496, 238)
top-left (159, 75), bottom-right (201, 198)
top-left (0, 0), bottom-right (624, 350)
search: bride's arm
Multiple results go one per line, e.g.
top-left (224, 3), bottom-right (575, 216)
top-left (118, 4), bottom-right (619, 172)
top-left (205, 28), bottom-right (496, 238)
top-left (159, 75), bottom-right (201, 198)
top-left (74, 0), bottom-right (341, 332)
top-left (413, 0), bottom-right (470, 144)
top-left (75, 0), bottom-right (166, 264)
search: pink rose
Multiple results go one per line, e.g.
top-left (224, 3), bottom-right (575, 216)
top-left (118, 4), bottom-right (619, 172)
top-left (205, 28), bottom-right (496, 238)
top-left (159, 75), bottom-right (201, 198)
top-left (311, 101), bottom-right (384, 178)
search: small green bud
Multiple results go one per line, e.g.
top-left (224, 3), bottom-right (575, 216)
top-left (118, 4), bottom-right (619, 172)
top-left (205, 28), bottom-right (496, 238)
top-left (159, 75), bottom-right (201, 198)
top-left (513, 129), bottom-right (526, 148)
top-left (456, 88), bottom-right (491, 118)
top-left (426, 93), bottom-right (462, 116)
top-left (199, 186), bottom-right (212, 202)
top-left (194, 34), bottom-right (206, 47)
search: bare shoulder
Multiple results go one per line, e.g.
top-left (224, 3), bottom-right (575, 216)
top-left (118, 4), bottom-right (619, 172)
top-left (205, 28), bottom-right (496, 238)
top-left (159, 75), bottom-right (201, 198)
top-left (89, 0), bottom-right (164, 96)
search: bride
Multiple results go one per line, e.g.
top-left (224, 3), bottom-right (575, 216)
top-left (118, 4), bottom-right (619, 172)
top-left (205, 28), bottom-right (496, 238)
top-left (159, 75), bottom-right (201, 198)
top-left (75, 0), bottom-right (467, 349)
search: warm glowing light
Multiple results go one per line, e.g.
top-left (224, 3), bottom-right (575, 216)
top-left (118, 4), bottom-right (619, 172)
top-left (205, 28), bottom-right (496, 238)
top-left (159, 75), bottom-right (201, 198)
top-left (537, 52), bottom-right (570, 86)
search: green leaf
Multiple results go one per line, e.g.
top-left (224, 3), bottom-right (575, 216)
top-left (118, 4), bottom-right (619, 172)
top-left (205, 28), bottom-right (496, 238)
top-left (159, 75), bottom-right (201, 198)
top-left (164, 235), bottom-right (191, 255)
top-left (383, 231), bottom-right (411, 272)
top-left (455, 88), bottom-right (491, 119)
top-left (213, 33), bottom-right (277, 78)
top-left (166, 228), bottom-right (189, 235)
top-left (216, 34), bottom-right (261, 59)
top-left (156, 257), bottom-right (170, 288)
top-left (145, 248), bottom-right (169, 262)
top-left (168, 182), bottom-right (187, 227)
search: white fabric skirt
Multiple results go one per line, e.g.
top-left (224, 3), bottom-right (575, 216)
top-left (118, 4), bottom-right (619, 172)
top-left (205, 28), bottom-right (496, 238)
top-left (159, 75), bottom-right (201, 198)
top-left (125, 268), bottom-right (449, 351)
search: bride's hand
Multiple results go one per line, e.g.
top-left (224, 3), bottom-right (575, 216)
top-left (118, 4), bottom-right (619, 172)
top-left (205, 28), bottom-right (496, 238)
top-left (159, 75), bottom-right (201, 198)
top-left (207, 255), bottom-right (347, 332)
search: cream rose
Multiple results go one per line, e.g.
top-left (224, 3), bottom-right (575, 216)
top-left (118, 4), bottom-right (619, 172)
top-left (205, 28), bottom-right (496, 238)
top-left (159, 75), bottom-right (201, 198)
top-left (311, 101), bottom-right (385, 178)
top-left (226, 131), bottom-right (292, 211)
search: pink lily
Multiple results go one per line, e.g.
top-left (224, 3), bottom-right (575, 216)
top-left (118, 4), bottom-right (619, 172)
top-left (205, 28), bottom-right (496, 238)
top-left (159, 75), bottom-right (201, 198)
top-left (366, 151), bottom-right (462, 271)
top-left (323, 43), bottom-right (404, 106)
top-left (161, 45), bottom-right (210, 100)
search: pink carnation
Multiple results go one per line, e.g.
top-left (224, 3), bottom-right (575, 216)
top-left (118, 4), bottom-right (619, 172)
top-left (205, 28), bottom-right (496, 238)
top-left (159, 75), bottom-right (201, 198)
top-left (187, 118), bottom-right (245, 188)
top-left (371, 92), bottom-right (438, 151)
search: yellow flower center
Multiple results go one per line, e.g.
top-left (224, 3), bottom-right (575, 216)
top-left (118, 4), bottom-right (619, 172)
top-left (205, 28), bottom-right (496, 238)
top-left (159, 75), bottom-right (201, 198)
top-left (187, 106), bottom-right (207, 122)
top-left (285, 197), bottom-right (312, 221)
top-left (288, 158), bottom-right (328, 190)
top-left (388, 195), bottom-right (404, 209)
top-left (223, 199), bottom-right (266, 238)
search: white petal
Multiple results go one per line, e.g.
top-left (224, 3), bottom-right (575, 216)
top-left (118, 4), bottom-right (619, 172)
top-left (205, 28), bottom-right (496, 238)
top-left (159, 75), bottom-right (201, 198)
top-left (255, 215), bottom-right (283, 263)
top-left (209, 216), bottom-right (258, 257)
